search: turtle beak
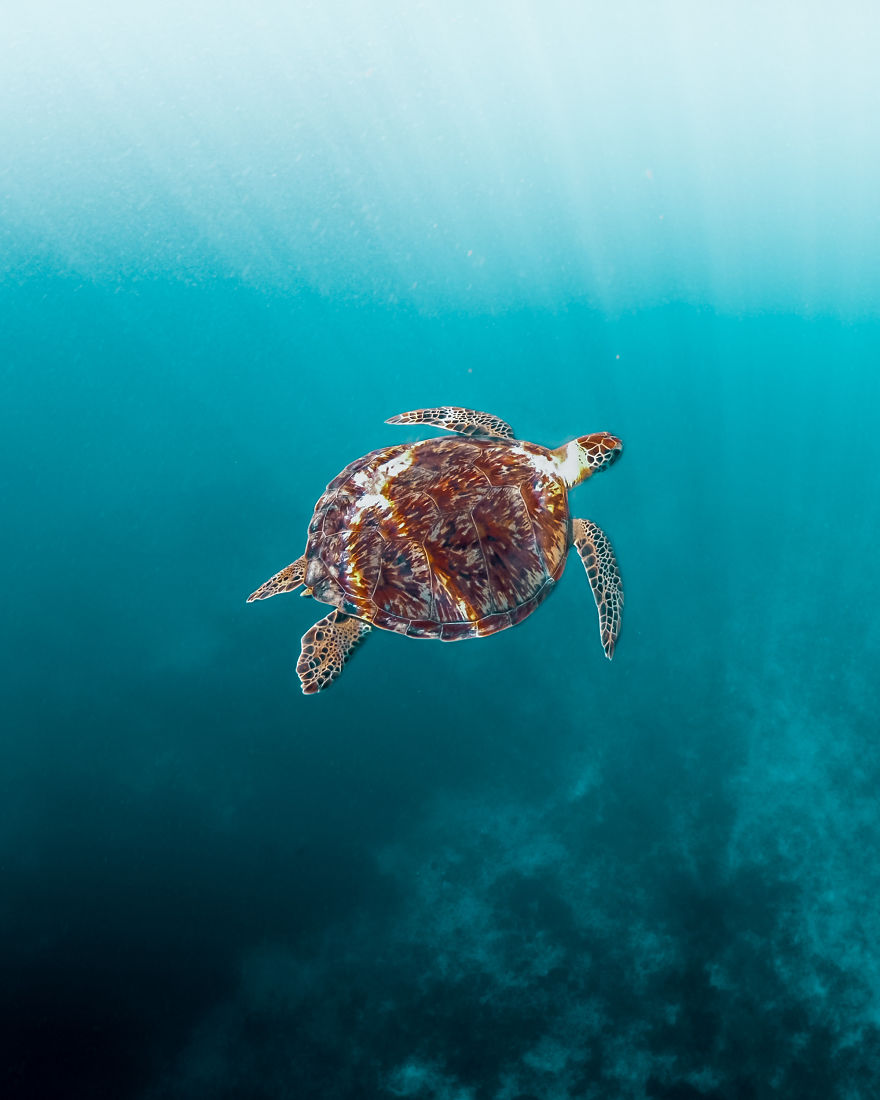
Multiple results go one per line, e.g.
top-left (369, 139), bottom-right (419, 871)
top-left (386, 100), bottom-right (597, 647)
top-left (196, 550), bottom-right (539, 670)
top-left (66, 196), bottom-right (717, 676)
top-left (604, 435), bottom-right (623, 465)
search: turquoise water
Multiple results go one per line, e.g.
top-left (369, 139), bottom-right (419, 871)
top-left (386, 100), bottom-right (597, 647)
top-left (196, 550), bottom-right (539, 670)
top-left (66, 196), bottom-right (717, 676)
top-left (4, 4), bottom-right (880, 1097)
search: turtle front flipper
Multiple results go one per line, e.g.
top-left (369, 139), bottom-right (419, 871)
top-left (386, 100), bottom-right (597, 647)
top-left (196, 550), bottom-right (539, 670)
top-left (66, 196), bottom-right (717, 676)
top-left (572, 518), bottom-right (623, 660)
top-left (386, 407), bottom-right (515, 441)
top-left (297, 610), bottom-right (371, 694)
top-left (247, 556), bottom-right (307, 602)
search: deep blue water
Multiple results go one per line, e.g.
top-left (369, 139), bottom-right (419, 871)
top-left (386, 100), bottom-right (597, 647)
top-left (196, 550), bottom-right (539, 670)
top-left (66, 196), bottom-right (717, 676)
top-left (4, 5), bottom-right (880, 1098)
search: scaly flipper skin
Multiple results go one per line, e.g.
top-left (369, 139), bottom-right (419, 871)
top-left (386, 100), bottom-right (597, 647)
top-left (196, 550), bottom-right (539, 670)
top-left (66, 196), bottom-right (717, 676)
top-left (572, 518), bottom-right (623, 659)
top-left (247, 557), bottom-right (307, 602)
top-left (297, 610), bottom-right (371, 695)
top-left (386, 407), bottom-right (515, 441)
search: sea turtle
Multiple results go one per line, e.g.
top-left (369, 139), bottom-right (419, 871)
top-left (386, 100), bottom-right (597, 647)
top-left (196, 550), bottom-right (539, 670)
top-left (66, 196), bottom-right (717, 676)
top-left (248, 406), bottom-right (624, 694)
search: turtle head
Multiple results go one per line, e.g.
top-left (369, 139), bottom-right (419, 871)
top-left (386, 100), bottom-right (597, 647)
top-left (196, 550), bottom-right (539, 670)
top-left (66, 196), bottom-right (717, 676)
top-left (553, 432), bottom-right (623, 488)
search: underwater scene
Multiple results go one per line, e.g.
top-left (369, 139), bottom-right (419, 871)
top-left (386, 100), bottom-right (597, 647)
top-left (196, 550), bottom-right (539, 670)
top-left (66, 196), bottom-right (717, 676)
top-left (3, 3), bottom-right (880, 1097)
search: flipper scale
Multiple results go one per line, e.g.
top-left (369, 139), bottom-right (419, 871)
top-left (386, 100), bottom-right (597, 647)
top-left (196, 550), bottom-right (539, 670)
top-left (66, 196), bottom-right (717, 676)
top-left (297, 610), bottom-right (371, 694)
top-left (572, 518), bottom-right (623, 659)
top-left (247, 557), bottom-right (307, 602)
top-left (386, 406), bottom-right (515, 441)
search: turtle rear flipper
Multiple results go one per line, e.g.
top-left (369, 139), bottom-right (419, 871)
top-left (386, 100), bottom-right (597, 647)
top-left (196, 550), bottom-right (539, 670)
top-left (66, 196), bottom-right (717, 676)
top-left (297, 610), bottom-right (371, 694)
top-left (386, 407), bottom-right (515, 441)
top-left (247, 557), bottom-right (307, 602)
top-left (572, 518), bottom-right (623, 660)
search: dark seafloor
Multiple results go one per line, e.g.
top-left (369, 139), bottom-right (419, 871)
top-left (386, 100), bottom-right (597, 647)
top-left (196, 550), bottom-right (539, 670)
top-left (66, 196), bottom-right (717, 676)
top-left (3, 4), bottom-right (880, 1098)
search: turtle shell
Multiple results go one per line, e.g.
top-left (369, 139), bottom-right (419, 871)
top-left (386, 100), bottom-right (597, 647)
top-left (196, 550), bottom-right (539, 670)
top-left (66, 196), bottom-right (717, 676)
top-left (302, 436), bottom-right (571, 640)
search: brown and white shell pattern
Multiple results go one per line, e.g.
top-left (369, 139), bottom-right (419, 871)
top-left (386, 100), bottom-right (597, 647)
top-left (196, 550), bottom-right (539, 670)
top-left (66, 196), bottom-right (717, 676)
top-left (301, 436), bottom-right (571, 641)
